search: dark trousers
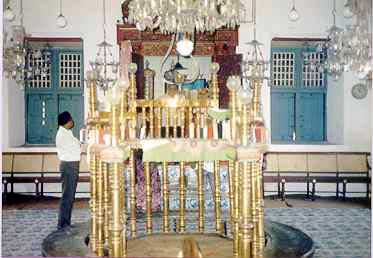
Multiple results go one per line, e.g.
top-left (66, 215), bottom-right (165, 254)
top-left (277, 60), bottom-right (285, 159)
top-left (58, 161), bottom-right (79, 229)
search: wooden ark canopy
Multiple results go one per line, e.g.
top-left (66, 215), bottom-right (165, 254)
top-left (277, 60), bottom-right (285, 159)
top-left (116, 0), bottom-right (243, 108)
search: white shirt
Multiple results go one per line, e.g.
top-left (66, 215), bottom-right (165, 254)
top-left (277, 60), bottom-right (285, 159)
top-left (56, 126), bottom-right (81, 162)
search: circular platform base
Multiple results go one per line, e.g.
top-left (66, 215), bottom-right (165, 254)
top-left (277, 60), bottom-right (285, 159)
top-left (42, 220), bottom-right (314, 258)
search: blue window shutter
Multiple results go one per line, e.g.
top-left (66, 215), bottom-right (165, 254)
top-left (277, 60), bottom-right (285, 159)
top-left (271, 92), bottom-right (295, 142)
top-left (58, 94), bottom-right (84, 138)
top-left (296, 92), bottom-right (325, 141)
top-left (26, 94), bottom-right (57, 144)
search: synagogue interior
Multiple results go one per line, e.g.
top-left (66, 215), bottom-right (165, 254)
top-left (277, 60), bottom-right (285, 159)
top-left (2, 0), bottom-right (372, 257)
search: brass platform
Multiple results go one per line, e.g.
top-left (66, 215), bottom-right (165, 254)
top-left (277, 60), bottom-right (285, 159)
top-left (42, 220), bottom-right (314, 258)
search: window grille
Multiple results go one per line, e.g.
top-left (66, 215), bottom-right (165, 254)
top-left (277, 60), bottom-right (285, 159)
top-left (303, 52), bottom-right (325, 88)
top-left (27, 52), bottom-right (51, 88)
top-left (59, 53), bottom-right (82, 88)
top-left (271, 52), bottom-right (295, 88)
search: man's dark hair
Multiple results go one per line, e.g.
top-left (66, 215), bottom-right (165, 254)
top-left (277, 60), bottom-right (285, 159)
top-left (58, 111), bottom-right (72, 126)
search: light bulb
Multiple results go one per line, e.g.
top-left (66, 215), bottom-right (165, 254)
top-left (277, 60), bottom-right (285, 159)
top-left (56, 14), bottom-right (67, 28)
top-left (343, 1), bottom-right (354, 18)
top-left (238, 87), bottom-right (252, 104)
top-left (288, 6), bottom-right (300, 22)
top-left (176, 39), bottom-right (194, 57)
top-left (4, 6), bottom-right (15, 22)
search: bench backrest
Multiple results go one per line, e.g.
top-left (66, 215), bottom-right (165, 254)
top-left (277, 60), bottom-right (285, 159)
top-left (265, 152), bottom-right (369, 173)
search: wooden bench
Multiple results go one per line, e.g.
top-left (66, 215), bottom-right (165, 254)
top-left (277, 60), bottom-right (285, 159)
top-left (2, 152), bottom-right (89, 196)
top-left (263, 152), bottom-right (370, 200)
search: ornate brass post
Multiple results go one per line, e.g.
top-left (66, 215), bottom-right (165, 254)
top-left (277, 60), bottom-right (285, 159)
top-left (239, 161), bottom-right (253, 258)
top-left (111, 105), bottom-right (119, 146)
top-left (233, 161), bottom-right (240, 256)
top-left (142, 106), bottom-right (147, 138)
top-left (230, 89), bottom-right (237, 142)
top-left (242, 103), bottom-right (249, 146)
top-left (214, 160), bottom-right (222, 233)
top-left (149, 105), bottom-right (154, 138)
top-left (96, 158), bottom-right (105, 256)
top-left (89, 80), bottom-right (97, 118)
top-left (157, 107), bottom-right (162, 138)
top-left (210, 62), bottom-right (220, 108)
top-left (196, 111), bottom-right (201, 138)
top-left (165, 107), bottom-right (170, 138)
top-left (251, 162), bottom-right (258, 257)
top-left (129, 63), bottom-right (137, 139)
top-left (179, 161), bottom-right (186, 233)
top-left (173, 108), bottom-right (178, 138)
top-left (109, 162), bottom-right (125, 258)
top-left (89, 152), bottom-right (98, 253)
top-left (228, 160), bottom-right (234, 234)
top-left (256, 159), bottom-right (265, 257)
top-left (252, 80), bottom-right (261, 120)
top-left (188, 106), bottom-right (194, 138)
top-left (197, 161), bottom-right (205, 233)
top-left (181, 107), bottom-right (185, 137)
top-left (103, 161), bottom-right (110, 246)
top-left (145, 162), bottom-right (153, 234)
top-left (162, 161), bottom-right (170, 232)
top-left (129, 149), bottom-right (137, 237)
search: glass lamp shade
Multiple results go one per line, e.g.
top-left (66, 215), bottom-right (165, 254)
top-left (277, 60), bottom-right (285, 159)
top-left (210, 62), bottom-right (220, 74)
top-left (116, 77), bottom-right (130, 90)
top-left (238, 87), bottom-right (252, 104)
top-left (176, 39), bottom-right (194, 57)
top-left (343, 1), bottom-right (354, 18)
top-left (56, 14), bottom-right (67, 28)
top-left (288, 6), bottom-right (300, 22)
top-left (4, 6), bottom-right (15, 22)
top-left (226, 75), bottom-right (242, 91)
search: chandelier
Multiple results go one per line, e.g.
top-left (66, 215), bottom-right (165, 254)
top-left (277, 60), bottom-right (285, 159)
top-left (3, 0), bottom-right (27, 88)
top-left (127, 0), bottom-right (245, 34)
top-left (315, 0), bottom-right (372, 81)
top-left (241, 0), bottom-right (269, 85)
top-left (89, 0), bottom-right (120, 92)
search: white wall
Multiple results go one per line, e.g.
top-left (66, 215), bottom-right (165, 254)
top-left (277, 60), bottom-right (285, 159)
top-left (2, 0), bottom-right (371, 153)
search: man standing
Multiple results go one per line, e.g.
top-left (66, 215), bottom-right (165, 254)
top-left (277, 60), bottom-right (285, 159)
top-left (56, 111), bottom-right (81, 230)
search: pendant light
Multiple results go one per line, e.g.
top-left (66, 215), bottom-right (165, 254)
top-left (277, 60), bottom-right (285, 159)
top-left (288, 0), bottom-right (300, 22)
top-left (56, 0), bottom-right (67, 28)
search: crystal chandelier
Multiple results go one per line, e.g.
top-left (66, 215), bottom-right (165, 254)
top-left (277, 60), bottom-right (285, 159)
top-left (89, 0), bottom-right (120, 92)
top-left (241, 0), bottom-right (269, 85)
top-left (127, 0), bottom-right (246, 34)
top-left (3, 0), bottom-right (27, 88)
top-left (316, 0), bottom-right (372, 81)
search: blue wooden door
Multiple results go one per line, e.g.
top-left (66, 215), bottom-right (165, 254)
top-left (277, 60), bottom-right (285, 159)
top-left (58, 94), bottom-right (84, 138)
top-left (296, 92), bottom-right (325, 141)
top-left (271, 92), bottom-right (295, 142)
top-left (26, 94), bottom-right (57, 144)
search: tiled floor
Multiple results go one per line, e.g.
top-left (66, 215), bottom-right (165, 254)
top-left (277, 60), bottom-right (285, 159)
top-left (1, 194), bottom-right (371, 258)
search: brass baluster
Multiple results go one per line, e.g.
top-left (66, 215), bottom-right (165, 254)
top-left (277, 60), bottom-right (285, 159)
top-left (251, 162), bottom-right (258, 257)
top-left (109, 163), bottom-right (125, 258)
top-left (162, 161), bottom-right (170, 232)
top-left (179, 161), bottom-right (186, 233)
top-left (181, 107), bottom-right (185, 137)
top-left (197, 161), bottom-right (205, 233)
top-left (165, 107), bottom-right (170, 138)
top-left (157, 107), bottom-right (162, 138)
top-left (103, 161), bottom-right (110, 245)
top-left (233, 161), bottom-right (240, 256)
top-left (228, 161), bottom-right (234, 235)
top-left (149, 105), bottom-right (154, 138)
top-left (214, 160), bottom-right (222, 233)
top-left (173, 108), bottom-right (178, 138)
top-left (196, 110), bottom-right (201, 138)
top-left (188, 106), bottom-right (194, 138)
top-left (89, 152), bottom-right (98, 253)
top-left (145, 162), bottom-right (153, 234)
top-left (142, 106), bottom-right (147, 138)
top-left (256, 160), bottom-right (265, 257)
top-left (239, 161), bottom-right (253, 258)
top-left (96, 158), bottom-right (104, 256)
top-left (129, 149), bottom-right (136, 237)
